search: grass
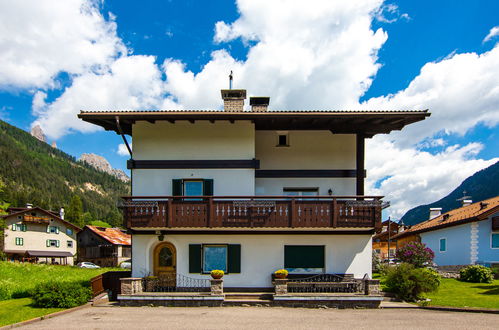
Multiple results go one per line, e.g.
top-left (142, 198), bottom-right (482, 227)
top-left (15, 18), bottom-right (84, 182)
top-left (0, 261), bottom-right (123, 300)
top-left (425, 278), bottom-right (499, 310)
top-left (0, 298), bottom-right (63, 326)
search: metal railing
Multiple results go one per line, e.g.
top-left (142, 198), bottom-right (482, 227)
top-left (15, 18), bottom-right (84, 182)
top-left (286, 273), bottom-right (363, 293)
top-left (142, 274), bottom-right (210, 293)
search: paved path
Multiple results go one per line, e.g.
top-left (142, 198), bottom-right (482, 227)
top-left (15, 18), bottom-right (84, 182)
top-left (18, 306), bottom-right (499, 330)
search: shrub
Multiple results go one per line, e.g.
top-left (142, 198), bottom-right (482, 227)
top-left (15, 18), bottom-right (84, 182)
top-left (372, 251), bottom-right (382, 273)
top-left (459, 265), bottom-right (493, 283)
top-left (31, 281), bottom-right (92, 308)
top-left (384, 263), bottom-right (440, 301)
top-left (396, 242), bottom-right (434, 268)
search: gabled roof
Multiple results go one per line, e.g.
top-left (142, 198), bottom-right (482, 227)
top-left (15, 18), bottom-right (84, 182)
top-left (85, 225), bottom-right (131, 245)
top-left (1, 206), bottom-right (81, 231)
top-left (393, 196), bottom-right (499, 239)
top-left (78, 109), bottom-right (430, 138)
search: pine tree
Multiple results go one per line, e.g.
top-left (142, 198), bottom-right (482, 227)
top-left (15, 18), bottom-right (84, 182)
top-left (66, 195), bottom-right (84, 228)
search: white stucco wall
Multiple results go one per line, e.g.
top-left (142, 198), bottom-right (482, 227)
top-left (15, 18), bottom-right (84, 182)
top-left (255, 131), bottom-right (356, 169)
top-left (131, 234), bottom-right (372, 287)
top-left (133, 121), bottom-right (255, 160)
top-left (255, 178), bottom-right (356, 196)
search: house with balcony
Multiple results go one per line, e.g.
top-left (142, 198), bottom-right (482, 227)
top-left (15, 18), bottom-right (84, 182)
top-left (77, 225), bottom-right (131, 267)
top-left (1, 205), bottom-right (80, 265)
top-left (78, 88), bottom-right (429, 299)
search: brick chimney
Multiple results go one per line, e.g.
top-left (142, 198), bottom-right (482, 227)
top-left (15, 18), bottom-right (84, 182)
top-left (249, 97), bottom-right (270, 112)
top-left (429, 207), bottom-right (442, 220)
top-left (221, 89), bottom-right (246, 112)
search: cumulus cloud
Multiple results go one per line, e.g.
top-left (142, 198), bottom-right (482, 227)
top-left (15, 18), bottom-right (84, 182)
top-left (0, 0), bottom-right (125, 90)
top-left (483, 26), bottom-right (499, 43)
top-left (33, 55), bottom-right (178, 139)
top-left (374, 3), bottom-right (411, 23)
top-left (117, 143), bottom-right (132, 156)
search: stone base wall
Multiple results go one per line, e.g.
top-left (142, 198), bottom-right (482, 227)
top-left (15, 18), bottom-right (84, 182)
top-left (120, 299), bottom-right (223, 307)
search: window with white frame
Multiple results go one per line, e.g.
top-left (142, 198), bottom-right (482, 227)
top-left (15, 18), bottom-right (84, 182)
top-left (47, 226), bottom-right (59, 234)
top-left (67, 240), bottom-right (73, 248)
top-left (439, 238), bottom-right (446, 252)
top-left (46, 239), bottom-right (60, 247)
top-left (15, 237), bottom-right (24, 246)
top-left (283, 188), bottom-right (319, 197)
top-left (12, 224), bottom-right (27, 232)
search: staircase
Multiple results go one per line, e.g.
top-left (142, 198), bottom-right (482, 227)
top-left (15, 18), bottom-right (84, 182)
top-left (223, 292), bottom-right (274, 306)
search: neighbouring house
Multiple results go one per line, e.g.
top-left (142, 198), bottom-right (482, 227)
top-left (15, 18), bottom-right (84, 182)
top-left (78, 88), bottom-right (429, 290)
top-left (393, 196), bottom-right (499, 267)
top-left (1, 204), bottom-right (80, 265)
top-left (77, 225), bottom-right (131, 267)
top-left (372, 219), bottom-right (404, 260)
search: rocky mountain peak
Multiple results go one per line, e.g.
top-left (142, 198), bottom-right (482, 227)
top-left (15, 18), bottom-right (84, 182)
top-left (80, 153), bottom-right (130, 183)
top-left (30, 125), bottom-right (46, 143)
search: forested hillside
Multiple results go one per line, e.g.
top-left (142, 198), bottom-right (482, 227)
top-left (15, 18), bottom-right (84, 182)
top-left (401, 161), bottom-right (499, 225)
top-left (0, 119), bottom-right (130, 227)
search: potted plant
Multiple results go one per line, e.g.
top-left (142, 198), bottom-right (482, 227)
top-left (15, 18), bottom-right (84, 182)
top-left (210, 269), bottom-right (224, 279)
top-left (274, 269), bottom-right (288, 279)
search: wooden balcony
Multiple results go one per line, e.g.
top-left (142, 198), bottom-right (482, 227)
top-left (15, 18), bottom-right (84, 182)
top-left (122, 196), bottom-right (383, 230)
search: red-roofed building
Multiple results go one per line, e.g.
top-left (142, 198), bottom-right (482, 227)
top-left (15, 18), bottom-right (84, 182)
top-left (77, 225), bottom-right (131, 267)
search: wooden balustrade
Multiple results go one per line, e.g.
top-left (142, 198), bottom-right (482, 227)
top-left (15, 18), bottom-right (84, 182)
top-left (121, 196), bottom-right (383, 229)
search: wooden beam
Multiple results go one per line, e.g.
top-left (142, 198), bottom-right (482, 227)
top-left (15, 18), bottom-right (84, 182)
top-left (356, 133), bottom-right (365, 196)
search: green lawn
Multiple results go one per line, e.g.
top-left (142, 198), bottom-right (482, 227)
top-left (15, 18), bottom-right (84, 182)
top-left (0, 261), bottom-right (123, 300)
top-left (0, 298), bottom-right (63, 326)
top-left (425, 278), bottom-right (499, 310)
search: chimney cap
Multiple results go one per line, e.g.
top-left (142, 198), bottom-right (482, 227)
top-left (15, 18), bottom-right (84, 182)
top-left (249, 97), bottom-right (270, 106)
top-left (26, 203), bottom-right (33, 209)
top-left (429, 207), bottom-right (442, 211)
top-left (221, 89), bottom-right (246, 99)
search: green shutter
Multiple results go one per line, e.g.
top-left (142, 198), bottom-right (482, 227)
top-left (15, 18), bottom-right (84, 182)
top-left (172, 179), bottom-right (183, 196)
top-left (22, 224), bottom-right (27, 232)
top-left (12, 224), bottom-right (16, 231)
top-left (203, 179), bottom-right (214, 196)
top-left (189, 244), bottom-right (202, 273)
top-left (20, 238), bottom-right (23, 246)
top-left (46, 240), bottom-right (50, 247)
top-left (284, 245), bottom-right (325, 269)
top-left (55, 226), bottom-right (59, 234)
top-left (56, 240), bottom-right (60, 248)
top-left (47, 226), bottom-right (50, 233)
top-left (228, 244), bottom-right (241, 273)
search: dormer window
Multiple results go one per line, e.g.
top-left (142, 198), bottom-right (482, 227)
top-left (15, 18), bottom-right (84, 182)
top-left (276, 132), bottom-right (289, 147)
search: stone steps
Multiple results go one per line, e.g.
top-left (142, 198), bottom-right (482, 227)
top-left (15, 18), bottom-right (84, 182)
top-left (224, 292), bottom-right (274, 301)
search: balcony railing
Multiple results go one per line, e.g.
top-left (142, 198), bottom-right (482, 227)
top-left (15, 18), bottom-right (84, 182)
top-left (121, 196), bottom-right (383, 230)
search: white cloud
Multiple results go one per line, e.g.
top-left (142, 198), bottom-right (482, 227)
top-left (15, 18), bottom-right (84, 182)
top-left (33, 55), bottom-right (178, 139)
top-left (483, 26), bottom-right (499, 43)
top-left (0, 0), bottom-right (125, 90)
top-left (362, 45), bottom-right (499, 147)
top-left (374, 3), bottom-right (411, 23)
top-left (366, 139), bottom-right (499, 219)
top-left (117, 143), bottom-right (132, 156)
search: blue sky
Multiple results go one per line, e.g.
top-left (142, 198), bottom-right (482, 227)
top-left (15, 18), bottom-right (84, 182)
top-left (0, 0), bottom-right (498, 218)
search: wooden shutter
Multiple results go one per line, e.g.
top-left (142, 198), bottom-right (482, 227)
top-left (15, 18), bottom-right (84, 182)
top-left (46, 240), bottom-right (51, 247)
top-left (172, 179), bottom-right (183, 196)
top-left (203, 179), bottom-right (214, 196)
top-left (47, 226), bottom-right (50, 233)
top-left (55, 226), bottom-right (59, 234)
top-left (56, 240), bottom-right (60, 248)
top-left (227, 244), bottom-right (241, 273)
top-left (22, 224), bottom-right (27, 232)
top-left (189, 244), bottom-right (202, 273)
top-left (12, 224), bottom-right (16, 231)
top-left (284, 245), bottom-right (325, 268)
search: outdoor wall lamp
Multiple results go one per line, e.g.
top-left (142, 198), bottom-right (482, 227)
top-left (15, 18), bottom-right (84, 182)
top-left (328, 188), bottom-right (333, 196)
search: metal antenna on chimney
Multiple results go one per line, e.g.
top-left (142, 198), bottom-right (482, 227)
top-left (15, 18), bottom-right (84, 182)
top-left (229, 70), bottom-right (233, 89)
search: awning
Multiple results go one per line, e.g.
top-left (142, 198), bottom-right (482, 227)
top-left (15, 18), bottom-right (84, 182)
top-left (25, 250), bottom-right (73, 257)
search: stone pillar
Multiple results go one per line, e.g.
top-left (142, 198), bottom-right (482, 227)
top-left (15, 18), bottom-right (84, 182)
top-left (274, 279), bottom-right (288, 295)
top-left (364, 279), bottom-right (380, 295)
top-left (120, 278), bottom-right (143, 295)
top-left (210, 279), bottom-right (223, 295)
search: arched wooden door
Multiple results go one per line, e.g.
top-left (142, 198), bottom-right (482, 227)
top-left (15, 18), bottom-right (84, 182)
top-left (153, 242), bottom-right (176, 277)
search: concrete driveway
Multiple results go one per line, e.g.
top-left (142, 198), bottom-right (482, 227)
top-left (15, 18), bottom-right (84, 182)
top-left (18, 306), bottom-right (499, 330)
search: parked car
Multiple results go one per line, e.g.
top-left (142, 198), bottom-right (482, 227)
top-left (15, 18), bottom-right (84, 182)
top-left (382, 258), bottom-right (401, 265)
top-left (120, 259), bottom-right (132, 269)
top-left (77, 262), bottom-right (100, 269)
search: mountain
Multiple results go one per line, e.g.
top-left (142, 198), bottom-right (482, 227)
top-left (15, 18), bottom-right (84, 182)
top-left (0, 119), bottom-right (130, 227)
top-left (80, 153), bottom-right (130, 182)
top-left (400, 161), bottom-right (499, 226)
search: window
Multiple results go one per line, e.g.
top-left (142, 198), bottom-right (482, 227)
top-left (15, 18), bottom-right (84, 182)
top-left (66, 228), bottom-right (73, 236)
top-left (47, 226), bottom-right (59, 234)
top-left (172, 179), bottom-right (214, 198)
top-left (492, 233), bottom-right (499, 249)
top-left (67, 240), bottom-right (73, 248)
top-left (439, 238), bottom-right (446, 252)
top-left (276, 133), bottom-right (289, 147)
top-left (15, 237), bottom-right (24, 246)
top-left (12, 224), bottom-right (27, 232)
top-left (283, 188), bottom-right (319, 198)
top-left (284, 245), bottom-right (325, 273)
top-left (189, 244), bottom-right (241, 274)
top-left (46, 239), bottom-right (60, 248)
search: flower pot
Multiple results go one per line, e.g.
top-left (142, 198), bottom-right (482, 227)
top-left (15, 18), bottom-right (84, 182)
top-left (275, 273), bottom-right (287, 279)
top-left (211, 273), bottom-right (223, 279)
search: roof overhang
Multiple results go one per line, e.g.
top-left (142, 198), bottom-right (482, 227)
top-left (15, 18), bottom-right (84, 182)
top-left (78, 110), bottom-right (430, 138)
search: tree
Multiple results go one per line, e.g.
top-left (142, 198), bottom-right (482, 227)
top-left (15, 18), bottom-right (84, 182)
top-left (396, 242), bottom-right (435, 268)
top-left (66, 195), bottom-right (84, 228)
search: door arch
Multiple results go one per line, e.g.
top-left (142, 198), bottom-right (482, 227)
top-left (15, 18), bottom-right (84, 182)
top-left (153, 242), bottom-right (176, 277)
